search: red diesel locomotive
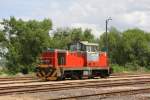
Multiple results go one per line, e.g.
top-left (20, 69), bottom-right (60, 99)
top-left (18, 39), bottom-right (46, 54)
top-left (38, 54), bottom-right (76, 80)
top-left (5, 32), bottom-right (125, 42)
top-left (36, 41), bottom-right (111, 80)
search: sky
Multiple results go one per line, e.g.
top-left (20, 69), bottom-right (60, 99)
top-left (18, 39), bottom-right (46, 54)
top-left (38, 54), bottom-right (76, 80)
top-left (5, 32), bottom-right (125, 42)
top-left (0, 0), bottom-right (150, 36)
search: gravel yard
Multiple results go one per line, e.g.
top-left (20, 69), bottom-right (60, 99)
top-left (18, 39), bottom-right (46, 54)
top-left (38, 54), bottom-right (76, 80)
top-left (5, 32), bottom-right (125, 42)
top-left (0, 92), bottom-right (150, 100)
top-left (0, 84), bottom-right (150, 100)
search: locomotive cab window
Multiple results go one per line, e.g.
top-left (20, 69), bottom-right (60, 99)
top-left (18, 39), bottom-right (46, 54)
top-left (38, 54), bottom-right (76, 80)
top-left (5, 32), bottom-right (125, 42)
top-left (86, 45), bottom-right (98, 52)
top-left (69, 43), bottom-right (81, 51)
top-left (91, 46), bottom-right (98, 52)
top-left (68, 41), bottom-right (98, 52)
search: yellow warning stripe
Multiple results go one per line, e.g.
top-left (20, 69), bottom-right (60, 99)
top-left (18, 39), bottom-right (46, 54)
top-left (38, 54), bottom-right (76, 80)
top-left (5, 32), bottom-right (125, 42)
top-left (36, 72), bottom-right (42, 77)
top-left (41, 70), bottom-right (46, 77)
top-left (46, 69), bottom-right (58, 80)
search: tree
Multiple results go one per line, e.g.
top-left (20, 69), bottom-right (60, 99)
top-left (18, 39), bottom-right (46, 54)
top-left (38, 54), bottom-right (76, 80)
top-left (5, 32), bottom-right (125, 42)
top-left (0, 31), bottom-right (7, 58)
top-left (122, 28), bottom-right (150, 67)
top-left (1, 17), bottom-right (52, 73)
top-left (99, 27), bottom-right (150, 68)
top-left (98, 27), bottom-right (122, 64)
top-left (83, 29), bottom-right (94, 42)
top-left (51, 28), bottom-right (95, 49)
top-left (1, 16), bottom-right (150, 74)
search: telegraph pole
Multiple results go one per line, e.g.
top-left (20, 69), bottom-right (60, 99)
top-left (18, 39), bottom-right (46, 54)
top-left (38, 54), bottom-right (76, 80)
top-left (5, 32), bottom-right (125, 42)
top-left (105, 17), bottom-right (112, 55)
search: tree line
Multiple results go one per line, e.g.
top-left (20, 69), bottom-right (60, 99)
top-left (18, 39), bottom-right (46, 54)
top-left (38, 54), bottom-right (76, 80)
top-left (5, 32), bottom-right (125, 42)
top-left (0, 17), bottom-right (150, 74)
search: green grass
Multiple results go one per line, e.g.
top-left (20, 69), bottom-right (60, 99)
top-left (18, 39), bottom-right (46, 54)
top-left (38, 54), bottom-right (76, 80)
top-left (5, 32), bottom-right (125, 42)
top-left (111, 64), bottom-right (150, 74)
top-left (0, 69), bottom-right (35, 77)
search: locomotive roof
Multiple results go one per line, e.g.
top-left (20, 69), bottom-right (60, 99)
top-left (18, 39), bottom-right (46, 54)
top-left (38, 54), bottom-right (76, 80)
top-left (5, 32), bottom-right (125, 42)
top-left (80, 41), bottom-right (98, 46)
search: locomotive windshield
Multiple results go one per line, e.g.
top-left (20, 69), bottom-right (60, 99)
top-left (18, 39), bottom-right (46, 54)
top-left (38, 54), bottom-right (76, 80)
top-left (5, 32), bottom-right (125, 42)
top-left (69, 41), bottom-right (98, 52)
top-left (70, 43), bottom-right (81, 51)
top-left (86, 45), bottom-right (98, 52)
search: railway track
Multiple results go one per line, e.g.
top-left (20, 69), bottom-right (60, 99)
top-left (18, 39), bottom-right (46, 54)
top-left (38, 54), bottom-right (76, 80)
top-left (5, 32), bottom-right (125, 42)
top-left (0, 75), bottom-right (150, 96)
top-left (110, 73), bottom-right (150, 78)
top-left (0, 74), bottom-right (149, 86)
top-left (0, 76), bottom-right (40, 85)
top-left (51, 87), bottom-right (150, 100)
top-left (0, 73), bottom-right (150, 84)
top-left (0, 73), bottom-right (149, 99)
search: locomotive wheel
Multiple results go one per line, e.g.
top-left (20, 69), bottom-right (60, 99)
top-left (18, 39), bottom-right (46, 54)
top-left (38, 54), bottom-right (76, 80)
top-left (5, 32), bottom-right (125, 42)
top-left (71, 73), bottom-right (80, 80)
top-left (57, 75), bottom-right (65, 81)
top-left (88, 75), bottom-right (94, 79)
top-left (109, 67), bottom-right (113, 74)
top-left (71, 75), bottom-right (83, 80)
top-left (100, 70), bottom-right (109, 78)
top-left (71, 74), bottom-right (79, 80)
top-left (57, 77), bottom-right (62, 81)
top-left (71, 71), bottom-right (83, 80)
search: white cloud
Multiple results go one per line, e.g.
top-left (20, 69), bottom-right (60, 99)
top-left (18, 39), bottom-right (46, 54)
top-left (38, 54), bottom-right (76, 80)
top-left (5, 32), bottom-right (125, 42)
top-left (48, 0), bottom-right (150, 35)
top-left (1, 0), bottom-right (150, 36)
top-left (122, 11), bottom-right (146, 25)
top-left (71, 23), bottom-right (104, 36)
top-left (0, 19), bottom-right (4, 30)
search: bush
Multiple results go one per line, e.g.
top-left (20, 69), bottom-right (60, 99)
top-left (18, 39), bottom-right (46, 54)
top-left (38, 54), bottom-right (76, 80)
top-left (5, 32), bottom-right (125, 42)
top-left (111, 64), bottom-right (127, 73)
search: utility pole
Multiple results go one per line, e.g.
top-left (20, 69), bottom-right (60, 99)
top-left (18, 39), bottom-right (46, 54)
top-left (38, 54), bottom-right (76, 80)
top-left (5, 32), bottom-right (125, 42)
top-left (105, 17), bottom-right (112, 55)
